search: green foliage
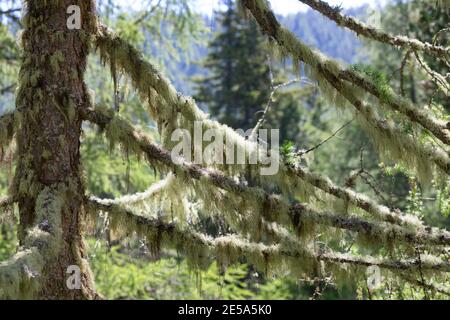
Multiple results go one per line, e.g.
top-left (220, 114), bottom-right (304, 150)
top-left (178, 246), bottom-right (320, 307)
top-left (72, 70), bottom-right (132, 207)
top-left (89, 239), bottom-right (311, 300)
top-left (0, 226), bottom-right (16, 262)
top-left (195, 0), bottom-right (271, 130)
top-left (195, 0), bottom-right (304, 143)
top-left (0, 0), bottom-right (448, 301)
top-left (350, 63), bottom-right (392, 100)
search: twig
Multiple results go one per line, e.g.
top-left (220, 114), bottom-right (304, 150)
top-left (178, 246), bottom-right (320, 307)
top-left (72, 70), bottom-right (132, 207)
top-left (251, 62), bottom-right (301, 139)
top-left (295, 0), bottom-right (450, 62)
top-left (134, 0), bottom-right (163, 25)
top-left (299, 118), bottom-right (354, 156)
top-left (415, 246), bottom-right (430, 300)
top-left (0, 84), bottom-right (15, 95)
top-left (400, 49), bottom-right (412, 97)
top-left (413, 50), bottom-right (449, 95)
top-left (0, 8), bottom-right (21, 15)
top-left (344, 148), bottom-right (388, 204)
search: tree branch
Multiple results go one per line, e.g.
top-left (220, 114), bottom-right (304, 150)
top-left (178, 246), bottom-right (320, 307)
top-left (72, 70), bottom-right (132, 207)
top-left (93, 24), bottom-right (447, 234)
top-left (0, 8), bottom-right (21, 15)
top-left (239, 0), bottom-right (450, 178)
top-left (296, 0), bottom-right (449, 62)
top-left (251, 55), bottom-right (302, 138)
top-left (0, 84), bottom-right (16, 95)
top-left (337, 68), bottom-right (450, 146)
top-left (87, 197), bottom-right (450, 275)
top-left (82, 107), bottom-right (450, 248)
top-left (300, 119), bottom-right (355, 156)
top-left (240, 0), bottom-right (450, 148)
top-left (413, 50), bottom-right (449, 96)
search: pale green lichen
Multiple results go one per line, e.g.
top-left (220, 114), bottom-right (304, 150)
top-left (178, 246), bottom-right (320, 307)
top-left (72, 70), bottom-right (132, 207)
top-left (87, 199), bottom-right (449, 284)
top-left (93, 24), bottom-right (444, 236)
top-left (87, 18), bottom-right (450, 286)
top-left (237, 0), bottom-right (449, 182)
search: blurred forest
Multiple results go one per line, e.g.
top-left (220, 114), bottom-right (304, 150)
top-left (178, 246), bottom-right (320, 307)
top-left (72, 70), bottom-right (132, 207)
top-left (0, 0), bottom-right (449, 299)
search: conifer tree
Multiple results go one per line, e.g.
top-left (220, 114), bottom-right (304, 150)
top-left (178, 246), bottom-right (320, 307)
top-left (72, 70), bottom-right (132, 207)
top-left (195, 0), bottom-right (271, 130)
top-left (0, 0), bottom-right (449, 299)
top-left (195, 0), bottom-right (304, 144)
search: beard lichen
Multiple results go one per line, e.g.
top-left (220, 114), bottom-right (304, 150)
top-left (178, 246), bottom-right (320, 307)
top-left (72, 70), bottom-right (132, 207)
top-left (85, 106), bottom-right (450, 253)
top-left (237, 0), bottom-right (449, 182)
top-left (83, 13), bottom-right (450, 288)
top-left (91, 23), bottom-right (448, 245)
top-left (87, 197), bottom-right (450, 284)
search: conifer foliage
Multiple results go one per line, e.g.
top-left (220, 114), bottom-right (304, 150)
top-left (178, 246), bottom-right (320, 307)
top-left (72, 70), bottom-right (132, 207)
top-left (0, 0), bottom-right (449, 299)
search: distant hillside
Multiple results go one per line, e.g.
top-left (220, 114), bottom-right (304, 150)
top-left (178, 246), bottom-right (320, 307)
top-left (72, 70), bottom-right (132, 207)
top-left (278, 6), bottom-right (366, 64)
top-left (172, 6), bottom-right (367, 95)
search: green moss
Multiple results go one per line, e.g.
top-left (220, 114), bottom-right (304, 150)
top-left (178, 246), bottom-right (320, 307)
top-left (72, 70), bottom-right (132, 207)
top-left (49, 50), bottom-right (65, 74)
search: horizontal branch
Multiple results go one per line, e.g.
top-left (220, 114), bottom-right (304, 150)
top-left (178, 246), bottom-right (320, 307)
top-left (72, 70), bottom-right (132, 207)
top-left (82, 107), bottom-right (450, 248)
top-left (288, 165), bottom-right (423, 227)
top-left (320, 65), bottom-right (450, 177)
top-left (0, 84), bottom-right (16, 95)
top-left (242, 0), bottom-right (450, 147)
top-left (338, 69), bottom-right (450, 146)
top-left (296, 0), bottom-right (449, 62)
top-left (399, 273), bottom-right (450, 297)
top-left (0, 8), bottom-right (21, 15)
top-left (91, 176), bottom-right (173, 207)
top-left (239, 0), bottom-right (450, 177)
top-left (87, 198), bottom-right (450, 275)
top-left (93, 26), bottom-right (443, 228)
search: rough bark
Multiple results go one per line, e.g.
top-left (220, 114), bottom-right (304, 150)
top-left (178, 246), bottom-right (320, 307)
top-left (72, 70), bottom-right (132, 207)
top-left (13, 0), bottom-right (98, 299)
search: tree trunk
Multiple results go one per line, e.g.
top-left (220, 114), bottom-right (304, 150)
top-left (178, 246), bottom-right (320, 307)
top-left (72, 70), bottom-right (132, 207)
top-left (13, 0), bottom-right (98, 299)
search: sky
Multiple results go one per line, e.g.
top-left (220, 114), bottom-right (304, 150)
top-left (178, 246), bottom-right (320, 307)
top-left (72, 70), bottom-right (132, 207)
top-left (195, 0), bottom-right (387, 16)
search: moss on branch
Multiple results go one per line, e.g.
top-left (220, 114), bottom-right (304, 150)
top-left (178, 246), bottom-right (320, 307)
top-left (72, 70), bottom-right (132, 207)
top-left (82, 107), bottom-right (450, 249)
top-left (94, 19), bottom-right (448, 227)
top-left (87, 198), bottom-right (450, 278)
top-left (238, 0), bottom-right (450, 181)
top-left (296, 0), bottom-right (449, 62)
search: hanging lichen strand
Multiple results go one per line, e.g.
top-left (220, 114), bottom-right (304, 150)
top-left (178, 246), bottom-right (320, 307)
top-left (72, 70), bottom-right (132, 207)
top-left (93, 23), bottom-right (444, 231)
top-left (295, 0), bottom-right (449, 62)
top-left (87, 197), bottom-right (450, 278)
top-left (91, 18), bottom-right (448, 254)
top-left (82, 107), bottom-right (450, 250)
top-left (436, 0), bottom-right (450, 10)
top-left (88, 176), bottom-right (450, 293)
top-left (0, 0), bottom-right (447, 299)
top-left (94, 25), bottom-right (265, 179)
top-left (90, 174), bottom-right (197, 225)
top-left (240, 0), bottom-right (450, 147)
top-left (97, 27), bottom-right (418, 229)
top-left (237, 0), bottom-right (449, 182)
